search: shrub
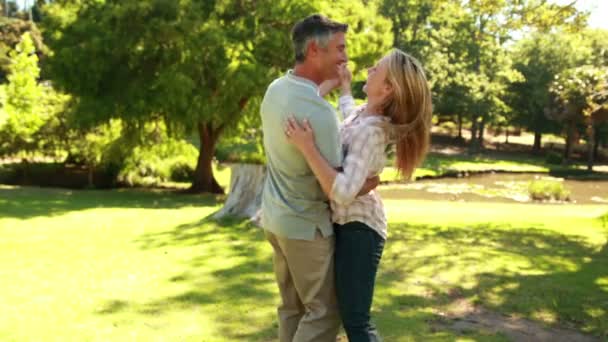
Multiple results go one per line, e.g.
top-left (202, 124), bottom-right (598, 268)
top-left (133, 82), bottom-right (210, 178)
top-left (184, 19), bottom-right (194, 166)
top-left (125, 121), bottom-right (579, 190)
top-left (169, 159), bottom-right (195, 182)
top-left (215, 138), bottom-right (265, 164)
top-left (439, 120), bottom-right (457, 133)
top-left (528, 178), bottom-right (570, 202)
top-left (600, 212), bottom-right (608, 228)
top-left (117, 138), bottom-right (197, 186)
top-left (545, 151), bottom-right (563, 165)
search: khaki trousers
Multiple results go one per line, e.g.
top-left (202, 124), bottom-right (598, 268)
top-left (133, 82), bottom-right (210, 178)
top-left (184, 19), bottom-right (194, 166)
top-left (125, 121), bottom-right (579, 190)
top-left (265, 229), bottom-right (341, 342)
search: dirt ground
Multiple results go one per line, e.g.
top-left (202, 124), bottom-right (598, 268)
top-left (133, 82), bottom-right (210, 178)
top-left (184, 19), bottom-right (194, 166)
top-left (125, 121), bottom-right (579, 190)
top-left (431, 299), bottom-right (602, 342)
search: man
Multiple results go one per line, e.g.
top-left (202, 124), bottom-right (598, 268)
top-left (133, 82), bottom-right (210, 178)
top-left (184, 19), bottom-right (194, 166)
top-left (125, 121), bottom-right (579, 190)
top-left (260, 14), bottom-right (377, 342)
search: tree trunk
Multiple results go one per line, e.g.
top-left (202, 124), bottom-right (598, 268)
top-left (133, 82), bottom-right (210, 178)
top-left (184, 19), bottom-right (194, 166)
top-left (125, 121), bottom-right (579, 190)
top-left (587, 123), bottom-right (595, 171)
top-left (594, 131), bottom-right (601, 161)
top-left (457, 113), bottom-right (463, 139)
top-left (214, 164), bottom-right (266, 225)
top-left (190, 122), bottom-right (224, 194)
top-left (468, 116), bottom-right (480, 154)
top-left (87, 164), bottom-right (94, 188)
top-left (478, 114), bottom-right (486, 149)
top-left (533, 131), bottom-right (542, 152)
top-left (563, 122), bottom-right (575, 163)
top-left (470, 116), bottom-right (478, 142)
top-left (504, 126), bottom-right (509, 144)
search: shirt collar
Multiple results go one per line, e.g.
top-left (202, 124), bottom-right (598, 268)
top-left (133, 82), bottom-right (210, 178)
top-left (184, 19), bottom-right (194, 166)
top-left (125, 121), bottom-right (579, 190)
top-left (359, 110), bottom-right (391, 124)
top-left (286, 70), bottom-right (320, 95)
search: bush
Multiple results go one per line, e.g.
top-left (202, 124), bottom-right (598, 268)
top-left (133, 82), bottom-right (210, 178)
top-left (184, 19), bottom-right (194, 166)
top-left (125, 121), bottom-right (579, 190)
top-left (117, 138), bottom-right (198, 186)
top-left (169, 159), bottom-right (195, 182)
top-left (600, 212), bottom-right (608, 228)
top-left (0, 163), bottom-right (15, 183)
top-left (215, 137), bottom-right (265, 164)
top-left (528, 178), bottom-right (570, 202)
top-left (545, 151), bottom-right (563, 165)
top-left (0, 161), bottom-right (115, 188)
top-left (437, 120), bottom-right (458, 135)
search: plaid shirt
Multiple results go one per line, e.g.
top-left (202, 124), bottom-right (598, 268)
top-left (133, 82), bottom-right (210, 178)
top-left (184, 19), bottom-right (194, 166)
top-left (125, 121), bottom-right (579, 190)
top-left (330, 95), bottom-right (389, 240)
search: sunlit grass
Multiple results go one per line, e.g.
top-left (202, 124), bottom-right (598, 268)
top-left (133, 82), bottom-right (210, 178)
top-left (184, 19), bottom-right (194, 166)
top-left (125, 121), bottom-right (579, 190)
top-left (379, 152), bottom-right (554, 182)
top-left (1, 187), bottom-right (606, 341)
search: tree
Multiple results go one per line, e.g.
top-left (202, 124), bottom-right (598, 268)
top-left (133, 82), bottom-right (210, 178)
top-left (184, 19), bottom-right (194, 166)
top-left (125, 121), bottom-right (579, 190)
top-left (1, 1), bottom-right (19, 18)
top-left (509, 31), bottom-right (584, 151)
top-left (43, 0), bottom-right (392, 196)
top-left (0, 32), bottom-right (45, 155)
top-left (546, 66), bottom-right (608, 168)
top-left (378, 0), bottom-right (435, 61)
top-left (380, 0), bottom-right (585, 151)
top-left (43, 0), bottom-right (314, 193)
top-left (0, 16), bottom-right (46, 82)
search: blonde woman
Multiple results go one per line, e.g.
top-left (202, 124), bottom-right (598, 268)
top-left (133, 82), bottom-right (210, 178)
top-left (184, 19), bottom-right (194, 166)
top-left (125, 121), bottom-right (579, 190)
top-left (284, 49), bottom-right (433, 341)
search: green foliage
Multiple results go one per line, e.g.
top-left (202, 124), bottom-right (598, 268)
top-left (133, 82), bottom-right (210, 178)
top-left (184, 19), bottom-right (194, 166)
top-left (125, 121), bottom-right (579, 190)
top-left (0, 32), bottom-right (46, 155)
top-left (0, 85), bottom-right (5, 128)
top-left (0, 17), bottom-right (46, 81)
top-left (215, 134), bottom-right (265, 165)
top-left (528, 179), bottom-right (570, 201)
top-left (117, 138), bottom-right (198, 186)
top-left (547, 66), bottom-right (608, 123)
top-left (66, 119), bottom-right (123, 172)
top-left (0, 83), bottom-right (70, 158)
top-left (582, 29), bottom-right (608, 67)
top-left (321, 1), bottom-right (392, 76)
top-left (544, 151), bottom-right (563, 165)
top-left (33, 85), bottom-right (72, 158)
top-left (600, 212), bottom-right (608, 228)
top-left (41, 0), bottom-right (393, 190)
top-left (379, 0), bottom-right (586, 146)
top-left (509, 31), bottom-right (585, 137)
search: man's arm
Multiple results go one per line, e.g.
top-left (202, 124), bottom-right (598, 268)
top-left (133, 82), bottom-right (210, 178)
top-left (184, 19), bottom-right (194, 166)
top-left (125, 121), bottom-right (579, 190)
top-left (358, 176), bottom-right (380, 196)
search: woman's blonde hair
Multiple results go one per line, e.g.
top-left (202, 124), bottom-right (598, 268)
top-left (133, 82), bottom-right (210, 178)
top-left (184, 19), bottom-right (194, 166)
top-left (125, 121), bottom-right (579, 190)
top-left (380, 49), bottom-right (433, 180)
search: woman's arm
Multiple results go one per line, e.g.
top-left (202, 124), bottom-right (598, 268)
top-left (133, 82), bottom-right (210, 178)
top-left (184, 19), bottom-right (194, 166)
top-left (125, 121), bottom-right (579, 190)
top-left (318, 64), bottom-right (352, 99)
top-left (330, 125), bottom-right (384, 205)
top-left (339, 95), bottom-right (358, 119)
top-left (319, 78), bottom-right (340, 98)
top-left (285, 118), bottom-right (383, 205)
top-left (285, 118), bottom-right (337, 198)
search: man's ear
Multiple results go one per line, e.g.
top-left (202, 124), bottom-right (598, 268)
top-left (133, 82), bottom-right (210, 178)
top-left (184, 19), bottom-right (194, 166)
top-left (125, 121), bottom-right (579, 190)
top-left (307, 40), bottom-right (319, 58)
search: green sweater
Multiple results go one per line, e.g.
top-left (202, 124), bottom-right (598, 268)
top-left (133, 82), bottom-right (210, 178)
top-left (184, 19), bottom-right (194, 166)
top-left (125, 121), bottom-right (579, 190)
top-left (260, 70), bottom-right (341, 240)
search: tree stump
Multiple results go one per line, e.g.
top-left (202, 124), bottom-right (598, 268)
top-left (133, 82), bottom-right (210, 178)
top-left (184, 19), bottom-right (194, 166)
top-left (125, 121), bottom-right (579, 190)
top-left (213, 164), bottom-right (266, 225)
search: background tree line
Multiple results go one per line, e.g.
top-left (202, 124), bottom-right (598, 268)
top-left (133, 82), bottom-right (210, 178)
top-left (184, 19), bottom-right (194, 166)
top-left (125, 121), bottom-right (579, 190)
top-left (0, 0), bottom-right (607, 193)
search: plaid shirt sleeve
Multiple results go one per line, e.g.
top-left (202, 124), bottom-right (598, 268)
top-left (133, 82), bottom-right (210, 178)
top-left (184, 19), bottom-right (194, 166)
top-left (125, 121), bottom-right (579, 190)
top-left (338, 95), bottom-right (358, 119)
top-left (330, 123), bottom-right (385, 206)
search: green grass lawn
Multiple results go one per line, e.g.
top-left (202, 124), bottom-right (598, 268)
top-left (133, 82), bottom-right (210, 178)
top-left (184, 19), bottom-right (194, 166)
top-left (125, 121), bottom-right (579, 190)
top-left (1, 186), bottom-right (606, 341)
top-left (380, 152), bottom-right (608, 182)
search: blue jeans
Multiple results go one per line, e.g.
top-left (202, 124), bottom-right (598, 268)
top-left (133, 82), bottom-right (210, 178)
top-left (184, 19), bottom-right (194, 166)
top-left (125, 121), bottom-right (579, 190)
top-left (334, 221), bottom-right (385, 342)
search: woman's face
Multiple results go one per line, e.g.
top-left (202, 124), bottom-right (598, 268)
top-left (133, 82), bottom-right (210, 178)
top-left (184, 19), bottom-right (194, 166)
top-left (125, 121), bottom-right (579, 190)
top-left (363, 56), bottom-right (392, 101)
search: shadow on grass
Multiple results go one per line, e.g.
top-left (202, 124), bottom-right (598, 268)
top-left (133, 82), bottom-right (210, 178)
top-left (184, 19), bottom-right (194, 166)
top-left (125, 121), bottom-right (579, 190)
top-left (0, 186), bottom-right (220, 219)
top-left (373, 222), bottom-right (608, 340)
top-left (100, 215), bottom-right (277, 341)
top-left (91, 212), bottom-right (607, 340)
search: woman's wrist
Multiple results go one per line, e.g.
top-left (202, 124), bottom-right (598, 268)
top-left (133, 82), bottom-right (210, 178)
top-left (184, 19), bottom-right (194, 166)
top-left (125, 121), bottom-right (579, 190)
top-left (299, 142), bottom-right (317, 158)
top-left (340, 85), bottom-right (352, 96)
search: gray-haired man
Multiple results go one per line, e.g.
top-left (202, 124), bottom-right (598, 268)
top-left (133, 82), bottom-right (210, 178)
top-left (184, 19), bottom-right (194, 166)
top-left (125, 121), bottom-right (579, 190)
top-left (260, 14), bottom-right (376, 342)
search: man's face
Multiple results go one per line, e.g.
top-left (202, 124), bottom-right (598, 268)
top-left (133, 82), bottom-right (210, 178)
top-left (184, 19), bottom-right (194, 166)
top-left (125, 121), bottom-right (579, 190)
top-left (318, 32), bottom-right (347, 80)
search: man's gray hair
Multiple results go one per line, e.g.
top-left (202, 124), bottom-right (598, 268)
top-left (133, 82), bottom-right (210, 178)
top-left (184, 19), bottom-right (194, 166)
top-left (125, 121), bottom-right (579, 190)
top-left (291, 14), bottom-right (348, 63)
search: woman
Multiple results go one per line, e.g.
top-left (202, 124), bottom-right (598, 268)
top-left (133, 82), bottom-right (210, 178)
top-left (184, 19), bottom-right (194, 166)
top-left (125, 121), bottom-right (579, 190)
top-left (284, 49), bottom-right (433, 341)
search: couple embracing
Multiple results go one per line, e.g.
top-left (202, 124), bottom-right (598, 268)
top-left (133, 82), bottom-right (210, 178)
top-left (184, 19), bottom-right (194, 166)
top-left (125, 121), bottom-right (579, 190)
top-left (260, 14), bottom-right (432, 342)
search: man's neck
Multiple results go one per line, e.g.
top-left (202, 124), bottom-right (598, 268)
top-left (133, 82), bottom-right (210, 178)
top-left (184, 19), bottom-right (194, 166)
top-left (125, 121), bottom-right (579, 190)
top-left (293, 63), bottom-right (324, 86)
